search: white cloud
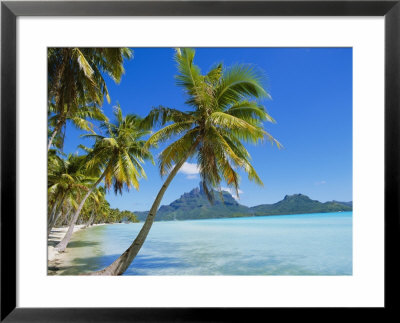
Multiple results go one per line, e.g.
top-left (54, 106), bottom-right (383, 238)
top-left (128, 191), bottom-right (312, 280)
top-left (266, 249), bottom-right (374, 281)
top-left (315, 180), bottom-right (327, 186)
top-left (221, 187), bottom-right (244, 200)
top-left (179, 162), bottom-right (200, 179)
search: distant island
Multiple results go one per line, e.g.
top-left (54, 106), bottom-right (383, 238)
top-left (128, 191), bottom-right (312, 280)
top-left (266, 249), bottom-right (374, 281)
top-left (134, 183), bottom-right (352, 222)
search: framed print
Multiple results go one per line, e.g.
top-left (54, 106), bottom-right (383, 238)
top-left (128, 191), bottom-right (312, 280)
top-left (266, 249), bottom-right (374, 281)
top-left (1, 0), bottom-right (399, 321)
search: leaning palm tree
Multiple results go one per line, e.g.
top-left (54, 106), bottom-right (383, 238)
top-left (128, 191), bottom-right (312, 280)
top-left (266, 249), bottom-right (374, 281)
top-left (82, 187), bottom-right (106, 228)
top-left (47, 153), bottom-right (92, 237)
top-left (92, 48), bottom-right (281, 275)
top-left (48, 103), bottom-right (108, 151)
top-left (48, 47), bottom-right (133, 150)
top-left (55, 105), bottom-right (153, 252)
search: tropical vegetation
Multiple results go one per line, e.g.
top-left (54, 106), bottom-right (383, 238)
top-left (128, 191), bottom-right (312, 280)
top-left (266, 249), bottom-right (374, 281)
top-left (54, 105), bottom-right (153, 252)
top-left (91, 48), bottom-right (279, 275)
top-left (47, 47), bottom-right (144, 251)
top-left (48, 47), bottom-right (279, 276)
top-left (47, 47), bottom-right (132, 150)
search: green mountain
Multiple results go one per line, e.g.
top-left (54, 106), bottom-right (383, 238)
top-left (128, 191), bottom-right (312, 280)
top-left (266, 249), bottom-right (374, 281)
top-left (332, 200), bottom-right (353, 208)
top-left (134, 184), bottom-right (352, 222)
top-left (250, 194), bottom-right (352, 216)
top-left (135, 184), bottom-right (250, 221)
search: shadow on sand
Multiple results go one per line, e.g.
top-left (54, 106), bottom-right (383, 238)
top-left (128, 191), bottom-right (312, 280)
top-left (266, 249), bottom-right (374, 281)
top-left (53, 253), bottom-right (187, 275)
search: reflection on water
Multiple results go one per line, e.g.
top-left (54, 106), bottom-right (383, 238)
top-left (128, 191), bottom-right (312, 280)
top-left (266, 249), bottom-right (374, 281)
top-left (55, 212), bottom-right (352, 276)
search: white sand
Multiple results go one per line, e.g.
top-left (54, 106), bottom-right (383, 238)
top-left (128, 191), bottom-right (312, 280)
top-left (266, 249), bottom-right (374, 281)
top-left (47, 225), bottom-right (85, 261)
top-left (47, 224), bottom-right (105, 274)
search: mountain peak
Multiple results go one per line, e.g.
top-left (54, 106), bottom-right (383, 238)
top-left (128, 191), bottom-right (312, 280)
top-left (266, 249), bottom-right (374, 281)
top-left (134, 188), bottom-right (352, 222)
top-left (284, 193), bottom-right (310, 200)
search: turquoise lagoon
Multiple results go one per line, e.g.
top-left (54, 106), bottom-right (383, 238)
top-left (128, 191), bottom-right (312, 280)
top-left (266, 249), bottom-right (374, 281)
top-left (59, 212), bottom-right (352, 275)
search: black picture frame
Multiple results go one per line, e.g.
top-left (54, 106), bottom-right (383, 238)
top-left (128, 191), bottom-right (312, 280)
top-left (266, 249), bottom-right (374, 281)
top-left (1, 0), bottom-right (399, 321)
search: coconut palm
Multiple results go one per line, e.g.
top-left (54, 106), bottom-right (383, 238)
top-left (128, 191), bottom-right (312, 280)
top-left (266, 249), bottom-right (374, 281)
top-left (98, 202), bottom-right (111, 224)
top-left (47, 152), bottom-right (92, 236)
top-left (56, 198), bottom-right (75, 228)
top-left (55, 105), bottom-right (153, 252)
top-left (48, 47), bottom-right (133, 150)
top-left (92, 48), bottom-right (281, 275)
top-left (82, 187), bottom-right (106, 228)
top-left (48, 103), bottom-right (108, 151)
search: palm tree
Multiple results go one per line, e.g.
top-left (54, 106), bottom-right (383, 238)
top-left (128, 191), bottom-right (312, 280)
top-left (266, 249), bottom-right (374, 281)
top-left (48, 47), bottom-right (133, 150)
top-left (55, 105), bottom-right (153, 252)
top-left (92, 48), bottom-right (281, 275)
top-left (82, 187), bottom-right (106, 228)
top-left (47, 152), bottom-right (92, 237)
top-left (48, 103), bottom-right (108, 151)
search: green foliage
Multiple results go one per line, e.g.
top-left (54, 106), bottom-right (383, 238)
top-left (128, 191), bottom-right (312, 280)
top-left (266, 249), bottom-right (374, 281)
top-left (143, 48), bottom-right (280, 204)
top-left (48, 47), bottom-right (133, 150)
top-left (103, 208), bottom-right (139, 224)
top-left (82, 105), bottom-right (153, 195)
top-left (48, 103), bottom-right (150, 229)
top-left (48, 152), bottom-right (95, 221)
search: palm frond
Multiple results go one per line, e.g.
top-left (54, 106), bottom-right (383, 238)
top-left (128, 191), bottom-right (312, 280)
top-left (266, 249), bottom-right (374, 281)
top-left (158, 128), bottom-right (199, 176)
top-left (72, 48), bottom-right (94, 79)
top-left (145, 121), bottom-right (194, 148)
top-left (141, 106), bottom-right (193, 129)
top-left (174, 48), bottom-right (204, 100)
top-left (225, 101), bottom-right (275, 124)
top-left (216, 64), bottom-right (270, 109)
top-left (71, 117), bottom-right (95, 133)
top-left (210, 112), bottom-right (265, 137)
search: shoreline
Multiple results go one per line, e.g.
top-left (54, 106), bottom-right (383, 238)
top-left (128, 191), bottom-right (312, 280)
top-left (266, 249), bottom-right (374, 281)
top-left (137, 210), bottom-right (353, 223)
top-left (47, 224), bottom-right (106, 275)
top-left (47, 212), bottom-right (352, 274)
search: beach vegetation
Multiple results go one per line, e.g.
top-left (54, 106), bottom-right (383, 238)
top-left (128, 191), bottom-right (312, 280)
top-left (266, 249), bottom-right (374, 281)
top-left (91, 48), bottom-right (279, 275)
top-left (47, 48), bottom-right (132, 150)
top-left (54, 105), bottom-right (153, 252)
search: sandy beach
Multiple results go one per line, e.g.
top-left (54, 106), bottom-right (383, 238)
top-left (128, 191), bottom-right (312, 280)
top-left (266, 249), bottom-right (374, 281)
top-left (47, 224), bottom-right (105, 275)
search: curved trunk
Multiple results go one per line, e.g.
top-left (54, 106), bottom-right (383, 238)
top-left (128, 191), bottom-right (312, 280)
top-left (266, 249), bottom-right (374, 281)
top-left (47, 199), bottom-right (59, 236)
top-left (91, 140), bottom-right (199, 276)
top-left (47, 193), bottom-right (66, 237)
top-left (55, 172), bottom-right (106, 252)
top-left (89, 214), bottom-right (97, 226)
top-left (83, 210), bottom-right (96, 229)
top-left (53, 204), bottom-right (72, 227)
top-left (47, 127), bottom-right (59, 151)
top-left (63, 207), bottom-right (74, 226)
top-left (48, 211), bottom-right (62, 238)
top-left (48, 119), bottom-right (65, 151)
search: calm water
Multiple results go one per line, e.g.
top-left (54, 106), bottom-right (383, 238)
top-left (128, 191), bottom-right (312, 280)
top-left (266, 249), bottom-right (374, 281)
top-left (59, 212), bottom-right (352, 275)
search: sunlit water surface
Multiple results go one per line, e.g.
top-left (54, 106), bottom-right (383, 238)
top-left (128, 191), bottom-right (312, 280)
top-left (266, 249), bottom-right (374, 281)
top-left (59, 212), bottom-right (352, 275)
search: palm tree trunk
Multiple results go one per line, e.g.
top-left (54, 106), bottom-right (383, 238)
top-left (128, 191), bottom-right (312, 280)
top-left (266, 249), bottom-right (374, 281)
top-left (55, 171), bottom-right (106, 252)
top-left (66, 207), bottom-right (76, 227)
top-left (47, 200), bottom-right (59, 236)
top-left (89, 213), bottom-right (97, 226)
top-left (91, 140), bottom-right (199, 276)
top-left (48, 210), bottom-right (63, 236)
top-left (49, 48), bottom-right (69, 99)
top-left (83, 210), bottom-right (96, 229)
top-left (47, 193), bottom-right (65, 237)
top-left (48, 120), bottom-right (64, 151)
top-left (57, 205), bottom-right (72, 227)
top-left (47, 128), bottom-right (59, 151)
top-left (62, 206), bottom-right (73, 226)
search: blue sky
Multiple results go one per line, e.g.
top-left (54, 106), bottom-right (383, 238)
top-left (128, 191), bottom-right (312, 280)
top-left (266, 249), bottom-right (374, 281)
top-left (62, 47), bottom-right (352, 211)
